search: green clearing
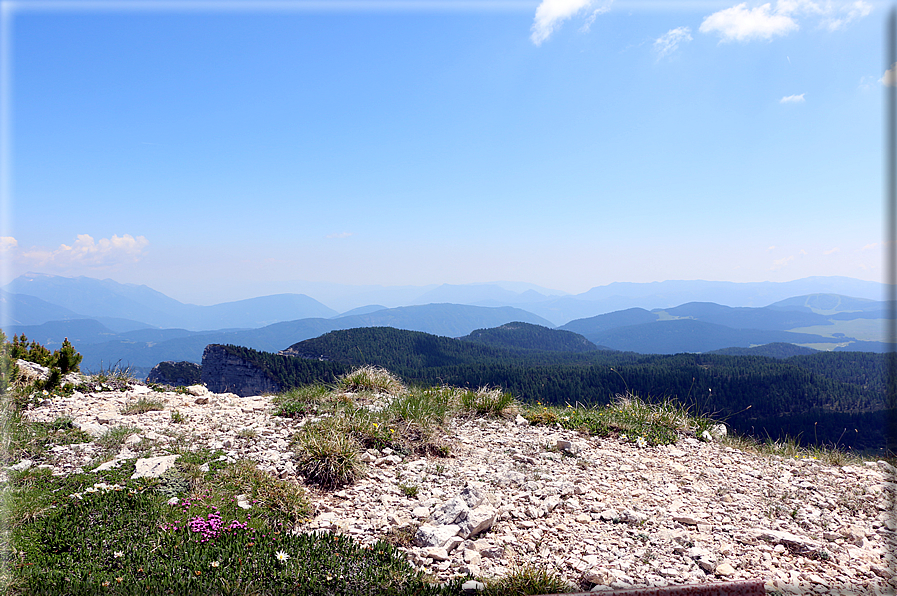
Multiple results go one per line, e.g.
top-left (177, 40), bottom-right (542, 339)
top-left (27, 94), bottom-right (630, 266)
top-left (788, 319), bottom-right (889, 342)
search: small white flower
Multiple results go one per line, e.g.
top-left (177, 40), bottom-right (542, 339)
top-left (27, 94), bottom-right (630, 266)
top-left (113, 551), bottom-right (124, 558)
top-left (276, 550), bottom-right (290, 563)
top-left (211, 561), bottom-right (220, 568)
top-left (635, 436), bottom-right (648, 449)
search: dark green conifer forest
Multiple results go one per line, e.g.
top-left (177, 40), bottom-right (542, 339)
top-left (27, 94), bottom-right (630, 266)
top-left (256, 328), bottom-right (891, 453)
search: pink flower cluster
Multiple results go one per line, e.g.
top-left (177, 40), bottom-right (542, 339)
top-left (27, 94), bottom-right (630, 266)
top-left (158, 501), bottom-right (251, 545)
top-left (187, 510), bottom-right (250, 543)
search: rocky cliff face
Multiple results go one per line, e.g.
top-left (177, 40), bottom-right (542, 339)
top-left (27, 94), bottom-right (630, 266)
top-left (200, 344), bottom-right (280, 397)
top-left (146, 361), bottom-right (202, 386)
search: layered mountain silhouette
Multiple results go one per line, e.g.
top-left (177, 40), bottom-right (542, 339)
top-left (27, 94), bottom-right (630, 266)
top-left (1, 273), bottom-right (892, 376)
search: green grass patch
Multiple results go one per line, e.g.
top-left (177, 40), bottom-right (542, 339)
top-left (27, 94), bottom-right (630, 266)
top-left (0, 412), bottom-right (92, 466)
top-left (7, 482), bottom-right (460, 596)
top-left (271, 384), bottom-right (332, 418)
top-left (523, 392), bottom-right (706, 447)
top-left (120, 397), bottom-right (164, 415)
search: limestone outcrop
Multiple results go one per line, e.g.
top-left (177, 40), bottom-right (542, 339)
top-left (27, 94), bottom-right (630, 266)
top-left (11, 383), bottom-right (897, 594)
top-left (200, 344), bottom-right (280, 397)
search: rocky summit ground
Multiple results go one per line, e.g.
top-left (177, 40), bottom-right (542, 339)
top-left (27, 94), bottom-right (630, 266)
top-left (12, 379), bottom-right (897, 596)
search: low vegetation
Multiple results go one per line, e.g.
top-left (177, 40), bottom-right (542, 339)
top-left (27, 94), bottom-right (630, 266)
top-left (0, 334), bottom-right (886, 595)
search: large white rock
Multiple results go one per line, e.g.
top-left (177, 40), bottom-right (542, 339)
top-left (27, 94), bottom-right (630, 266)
top-left (749, 528), bottom-right (823, 555)
top-left (16, 359), bottom-right (50, 383)
top-left (459, 505), bottom-right (497, 539)
top-left (414, 523), bottom-right (461, 548)
top-left (432, 497), bottom-right (469, 525)
top-left (131, 455), bottom-right (179, 480)
top-left (459, 486), bottom-right (486, 509)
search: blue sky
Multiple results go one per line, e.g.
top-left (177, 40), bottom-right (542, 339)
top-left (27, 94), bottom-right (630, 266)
top-left (0, 0), bottom-right (888, 304)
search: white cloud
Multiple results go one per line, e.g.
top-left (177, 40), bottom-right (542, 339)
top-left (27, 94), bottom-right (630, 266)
top-left (0, 237), bottom-right (17, 252)
top-left (654, 27), bottom-right (693, 59)
top-left (530, 0), bottom-right (612, 46)
top-left (21, 234), bottom-right (149, 268)
top-left (780, 93), bottom-right (805, 103)
top-left (824, 247), bottom-right (840, 255)
top-left (699, 1), bottom-right (870, 43)
top-left (882, 63), bottom-right (897, 87)
top-left (326, 232), bottom-right (353, 239)
top-left (700, 3), bottom-right (798, 42)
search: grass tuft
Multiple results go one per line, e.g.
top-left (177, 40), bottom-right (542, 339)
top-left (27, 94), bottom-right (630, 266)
top-left (94, 425), bottom-right (140, 452)
top-left (336, 366), bottom-right (405, 395)
top-left (295, 428), bottom-right (364, 489)
top-left (482, 563), bottom-right (573, 596)
top-left (120, 397), bottom-right (164, 415)
top-left (460, 387), bottom-right (516, 417)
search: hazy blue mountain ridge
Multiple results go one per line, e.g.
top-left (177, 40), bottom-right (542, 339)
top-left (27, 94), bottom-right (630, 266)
top-left (2, 274), bottom-right (893, 375)
top-left (588, 319), bottom-right (833, 354)
top-left (658, 302), bottom-right (832, 331)
top-left (1, 290), bottom-right (86, 326)
top-left (3, 273), bottom-right (337, 330)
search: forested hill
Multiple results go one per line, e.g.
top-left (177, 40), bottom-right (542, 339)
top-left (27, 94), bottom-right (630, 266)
top-left (275, 327), bottom-right (889, 451)
top-left (458, 322), bottom-right (601, 352)
top-left (707, 343), bottom-right (819, 359)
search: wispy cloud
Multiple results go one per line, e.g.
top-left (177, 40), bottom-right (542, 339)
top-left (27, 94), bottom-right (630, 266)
top-left (326, 232), bottom-right (354, 239)
top-left (821, 0), bottom-right (871, 31)
top-left (654, 26), bottom-right (692, 59)
top-left (0, 237), bottom-right (17, 253)
top-left (699, 0), bottom-right (871, 43)
top-left (530, 0), bottom-right (612, 46)
top-left (859, 74), bottom-right (877, 91)
top-left (21, 234), bottom-right (149, 268)
top-left (824, 247), bottom-right (839, 255)
top-left (771, 254), bottom-right (795, 269)
top-left (780, 93), bottom-right (805, 103)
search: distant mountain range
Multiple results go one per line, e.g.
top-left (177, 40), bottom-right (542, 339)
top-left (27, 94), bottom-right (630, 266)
top-left (3, 302), bottom-right (554, 375)
top-left (1, 272), bottom-right (892, 376)
top-left (3, 272), bottom-right (888, 328)
top-left (3, 273), bottom-right (338, 330)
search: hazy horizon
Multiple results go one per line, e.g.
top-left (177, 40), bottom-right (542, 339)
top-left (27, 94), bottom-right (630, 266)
top-left (1, 0), bottom-right (887, 305)
top-left (4, 270), bottom-right (887, 311)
